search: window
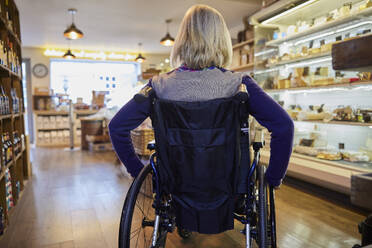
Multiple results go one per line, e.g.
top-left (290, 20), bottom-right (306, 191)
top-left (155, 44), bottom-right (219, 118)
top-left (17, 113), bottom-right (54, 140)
top-left (50, 59), bottom-right (141, 107)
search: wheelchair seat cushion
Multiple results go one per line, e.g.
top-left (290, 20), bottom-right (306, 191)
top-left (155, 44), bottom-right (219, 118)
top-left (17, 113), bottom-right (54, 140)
top-left (151, 96), bottom-right (243, 234)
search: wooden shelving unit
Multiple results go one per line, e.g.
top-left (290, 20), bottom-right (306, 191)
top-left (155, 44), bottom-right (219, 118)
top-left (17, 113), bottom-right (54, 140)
top-left (230, 37), bottom-right (255, 72)
top-left (0, 0), bottom-right (27, 236)
top-left (232, 39), bottom-right (254, 49)
top-left (33, 109), bottom-right (99, 147)
top-left (230, 63), bottom-right (254, 72)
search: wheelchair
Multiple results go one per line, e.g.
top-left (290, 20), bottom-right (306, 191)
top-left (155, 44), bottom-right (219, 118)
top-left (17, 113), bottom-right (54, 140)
top-left (118, 86), bottom-right (277, 248)
top-left (118, 134), bottom-right (277, 248)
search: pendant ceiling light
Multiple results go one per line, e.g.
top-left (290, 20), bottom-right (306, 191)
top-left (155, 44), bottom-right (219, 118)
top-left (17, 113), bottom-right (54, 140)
top-left (135, 43), bottom-right (146, 63)
top-left (63, 39), bottom-right (76, 59)
top-left (64, 8), bottom-right (84, 40)
top-left (63, 49), bottom-right (76, 59)
top-left (160, 19), bottom-right (175, 47)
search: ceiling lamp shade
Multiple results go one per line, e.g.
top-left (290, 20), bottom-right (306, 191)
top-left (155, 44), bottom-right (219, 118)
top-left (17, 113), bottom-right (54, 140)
top-left (64, 23), bottom-right (84, 40)
top-left (135, 53), bottom-right (145, 63)
top-left (64, 8), bottom-right (84, 40)
top-left (135, 43), bottom-right (146, 63)
top-left (63, 49), bottom-right (76, 59)
top-left (160, 33), bottom-right (174, 47)
top-left (160, 19), bottom-right (175, 47)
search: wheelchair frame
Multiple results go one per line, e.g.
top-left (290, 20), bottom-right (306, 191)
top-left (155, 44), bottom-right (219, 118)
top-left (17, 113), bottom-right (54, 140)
top-left (118, 138), bottom-right (277, 248)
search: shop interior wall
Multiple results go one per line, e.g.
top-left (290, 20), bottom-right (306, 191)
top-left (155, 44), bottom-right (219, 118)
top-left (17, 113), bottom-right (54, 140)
top-left (21, 46), bottom-right (170, 93)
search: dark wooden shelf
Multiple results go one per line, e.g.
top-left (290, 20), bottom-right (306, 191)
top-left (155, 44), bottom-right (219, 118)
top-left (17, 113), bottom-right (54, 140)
top-left (0, 114), bottom-right (12, 120)
top-left (0, 63), bottom-right (21, 80)
top-left (232, 39), bottom-right (255, 49)
top-left (0, 160), bottom-right (14, 181)
top-left (15, 152), bottom-right (22, 162)
top-left (0, 16), bottom-right (21, 47)
top-left (230, 63), bottom-right (254, 72)
top-left (37, 127), bottom-right (70, 131)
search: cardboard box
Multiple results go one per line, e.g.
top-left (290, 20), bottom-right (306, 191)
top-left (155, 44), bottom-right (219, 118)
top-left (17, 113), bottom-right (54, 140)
top-left (34, 87), bottom-right (53, 96)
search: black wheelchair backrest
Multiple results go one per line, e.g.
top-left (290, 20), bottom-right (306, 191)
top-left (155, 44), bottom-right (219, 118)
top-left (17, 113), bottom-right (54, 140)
top-left (148, 84), bottom-right (249, 234)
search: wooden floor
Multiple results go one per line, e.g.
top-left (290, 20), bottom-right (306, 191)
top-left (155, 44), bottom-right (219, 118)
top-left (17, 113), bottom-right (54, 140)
top-left (0, 147), bottom-right (365, 248)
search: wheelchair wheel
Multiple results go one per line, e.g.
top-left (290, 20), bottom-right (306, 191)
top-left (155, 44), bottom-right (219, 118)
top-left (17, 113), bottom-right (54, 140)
top-left (119, 164), bottom-right (168, 248)
top-left (257, 164), bottom-right (269, 248)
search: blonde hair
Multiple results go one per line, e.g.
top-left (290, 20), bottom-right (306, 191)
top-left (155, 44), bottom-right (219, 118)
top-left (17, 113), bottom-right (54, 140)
top-left (170, 5), bottom-right (232, 69)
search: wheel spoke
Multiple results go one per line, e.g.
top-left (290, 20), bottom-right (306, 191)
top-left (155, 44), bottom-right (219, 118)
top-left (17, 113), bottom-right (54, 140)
top-left (135, 228), bottom-right (141, 248)
top-left (130, 227), bottom-right (142, 239)
top-left (135, 201), bottom-right (146, 216)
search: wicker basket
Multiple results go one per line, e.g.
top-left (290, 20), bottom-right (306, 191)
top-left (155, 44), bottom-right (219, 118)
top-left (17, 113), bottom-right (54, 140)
top-left (131, 129), bottom-right (154, 156)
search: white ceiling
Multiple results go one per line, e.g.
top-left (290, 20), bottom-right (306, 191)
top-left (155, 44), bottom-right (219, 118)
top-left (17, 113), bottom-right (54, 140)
top-left (14, 0), bottom-right (261, 54)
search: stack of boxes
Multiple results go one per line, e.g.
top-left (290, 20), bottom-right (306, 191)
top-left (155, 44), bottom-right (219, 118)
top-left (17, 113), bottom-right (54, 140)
top-left (36, 115), bottom-right (70, 145)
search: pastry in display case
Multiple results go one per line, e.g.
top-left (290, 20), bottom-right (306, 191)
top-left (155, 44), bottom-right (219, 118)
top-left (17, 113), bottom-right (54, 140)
top-left (250, 0), bottom-right (372, 193)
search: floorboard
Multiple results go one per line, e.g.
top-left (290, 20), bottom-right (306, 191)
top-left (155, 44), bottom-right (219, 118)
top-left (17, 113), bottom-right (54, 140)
top-left (0, 147), bottom-right (365, 248)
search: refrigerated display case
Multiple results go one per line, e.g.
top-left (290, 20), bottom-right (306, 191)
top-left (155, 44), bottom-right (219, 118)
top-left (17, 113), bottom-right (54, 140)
top-left (249, 0), bottom-right (372, 194)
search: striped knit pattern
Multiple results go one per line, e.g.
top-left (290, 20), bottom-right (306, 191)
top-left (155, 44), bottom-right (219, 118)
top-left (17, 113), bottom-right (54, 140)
top-left (151, 68), bottom-right (243, 102)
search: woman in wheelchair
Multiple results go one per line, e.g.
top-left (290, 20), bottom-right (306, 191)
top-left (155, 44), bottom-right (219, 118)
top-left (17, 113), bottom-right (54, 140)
top-left (109, 4), bottom-right (294, 248)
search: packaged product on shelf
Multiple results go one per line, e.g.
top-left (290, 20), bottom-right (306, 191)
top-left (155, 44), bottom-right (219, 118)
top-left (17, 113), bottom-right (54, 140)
top-left (43, 117), bottom-right (50, 129)
top-left (333, 106), bottom-right (354, 121)
top-left (308, 47), bottom-right (321, 55)
top-left (0, 40), bottom-right (5, 65)
top-left (294, 145), bottom-right (320, 156)
top-left (76, 129), bottom-right (81, 140)
top-left (268, 56), bottom-right (279, 65)
top-left (62, 117), bottom-right (69, 128)
top-left (49, 116), bottom-right (56, 129)
top-left (320, 42), bottom-right (333, 53)
top-left (277, 76), bottom-right (291, 89)
top-left (7, 133), bottom-right (12, 162)
top-left (339, 2), bottom-right (352, 17)
top-left (11, 89), bottom-right (19, 113)
top-left (287, 105), bottom-right (301, 120)
top-left (362, 0), bottom-right (372, 9)
top-left (3, 133), bottom-right (11, 164)
top-left (57, 131), bottom-right (63, 144)
top-left (297, 21), bottom-right (310, 33)
top-left (313, 16), bottom-right (327, 26)
top-left (44, 131), bottom-right (51, 144)
top-left (342, 151), bottom-right (370, 162)
top-left (1, 86), bottom-right (10, 115)
top-left (21, 134), bottom-right (24, 150)
top-left (38, 132), bottom-right (44, 145)
top-left (287, 25), bottom-right (297, 36)
top-left (358, 109), bottom-right (372, 123)
top-left (291, 68), bottom-right (309, 87)
top-left (5, 168), bottom-right (14, 211)
top-left (13, 131), bottom-right (20, 155)
top-left (241, 53), bottom-right (248, 65)
top-left (311, 77), bottom-right (335, 86)
top-left (56, 116), bottom-right (62, 128)
top-left (51, 131), bottom-right (57, 144)
top-left (63, 130), bottom-right (70, 143)
top-left (317, 150), bottom-right (342, 160)
top-left (358, 72), bottom-right (372, 81)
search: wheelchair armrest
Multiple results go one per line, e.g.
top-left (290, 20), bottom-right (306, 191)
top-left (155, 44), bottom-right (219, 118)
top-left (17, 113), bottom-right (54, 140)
top-left (147, 140), bottom-right (156, 151)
